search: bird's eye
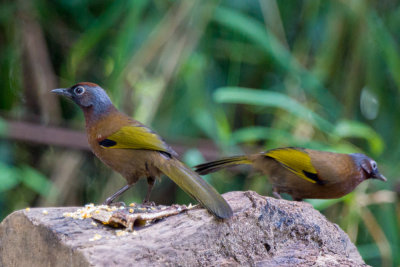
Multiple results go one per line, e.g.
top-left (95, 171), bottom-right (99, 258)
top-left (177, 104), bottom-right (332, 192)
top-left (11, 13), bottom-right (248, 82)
top-left (74, 86), bottom-right (85, 95)
top-left (371, 160), bottom-right (377, 170)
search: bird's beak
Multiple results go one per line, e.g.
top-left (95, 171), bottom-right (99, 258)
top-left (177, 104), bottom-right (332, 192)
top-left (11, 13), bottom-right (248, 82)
top-left (51, 88), bottom-right (72, 98)
top-left (373, 172), bottom-right (387, 182)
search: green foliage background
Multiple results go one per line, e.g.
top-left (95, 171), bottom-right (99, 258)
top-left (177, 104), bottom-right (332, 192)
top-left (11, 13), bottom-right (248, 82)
top-left (0, 1), bottom-right (399, 265)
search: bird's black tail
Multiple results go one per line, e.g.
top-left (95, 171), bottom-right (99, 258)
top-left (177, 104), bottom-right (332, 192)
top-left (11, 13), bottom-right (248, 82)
top-left (194, 155), bottom-right (252, 175)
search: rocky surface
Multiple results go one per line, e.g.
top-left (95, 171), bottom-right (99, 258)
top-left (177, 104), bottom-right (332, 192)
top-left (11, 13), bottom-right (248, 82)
top-left (0, 191), bottom-right (367, 266)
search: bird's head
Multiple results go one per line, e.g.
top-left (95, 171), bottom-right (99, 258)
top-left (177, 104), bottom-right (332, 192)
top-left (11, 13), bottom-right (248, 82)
top-left (350, 153), bottom-right (387, 182)
top-left (52, 82), bottom-right (113, 115)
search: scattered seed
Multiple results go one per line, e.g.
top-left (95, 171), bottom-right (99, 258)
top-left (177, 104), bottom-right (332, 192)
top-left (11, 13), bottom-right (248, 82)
top-left (89, 234), bottom-right (102, 241)
top-left (116, 230), bottom-right (127, 237)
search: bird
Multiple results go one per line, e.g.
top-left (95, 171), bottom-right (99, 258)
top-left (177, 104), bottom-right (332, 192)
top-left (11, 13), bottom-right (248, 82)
top-left (194, 147), bottom-right (387, 201)
top-left (51, 82), bottom-right (233, 219)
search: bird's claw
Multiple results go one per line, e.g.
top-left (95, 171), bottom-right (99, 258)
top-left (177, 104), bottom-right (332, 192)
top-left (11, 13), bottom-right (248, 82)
top-left (273, 191), bottom-right (282, 199)
top-left (142, 200), bottom-right (156, 207)
top-left (103, 200), bottom-right (126, 207)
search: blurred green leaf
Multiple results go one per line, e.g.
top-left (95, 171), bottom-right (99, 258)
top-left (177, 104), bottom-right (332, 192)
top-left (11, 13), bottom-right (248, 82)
top-left (0, 118), bottom-right (7, 135)
top-left (65, 0), bottom-right (128, 78)
top-left (0, 162), bottom-right (20, 192)
top-left (213, 6), bottom-right (340, 117)
top-left (357, 243), bottom-right (381, 260)
top-left (182, 148), bottom-right (205, 167)
top-left (307, 197), bottom-right (347, 211)
top-left (333, 120), bottom-right (384, 155)
top-left (368, 11), bottom-right (400, 91)
top-left (19, 166), bottom-right (52, 197)
top-left (231, 126), bottom-right (332, 150)
top-left (214, 87), bottom-right (334, 132)
top-left (193, 109), bottom-right (219, 140)
top-left (231, 126), bottom-right (292, 144)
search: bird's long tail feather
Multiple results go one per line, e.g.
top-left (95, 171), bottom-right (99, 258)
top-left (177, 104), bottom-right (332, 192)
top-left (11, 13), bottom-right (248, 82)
top-left (194, 155), bottom-right (252, 175)
top-left (155, 158), bottom-right (233, 219)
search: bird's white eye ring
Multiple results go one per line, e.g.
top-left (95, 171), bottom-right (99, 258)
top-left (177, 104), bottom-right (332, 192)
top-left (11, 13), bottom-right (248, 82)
top-left (74, 86), bottom-right (85, 95)
top-left (371, 160), bottom-right (377, 169)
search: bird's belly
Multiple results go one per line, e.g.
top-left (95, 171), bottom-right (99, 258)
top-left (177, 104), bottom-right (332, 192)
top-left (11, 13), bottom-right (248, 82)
top-left (91, 146), bottom-right (161, 184)
top-left (270, 173), bottom-right (357, 199)
top-left (254, 159), bottom-right (359, 199)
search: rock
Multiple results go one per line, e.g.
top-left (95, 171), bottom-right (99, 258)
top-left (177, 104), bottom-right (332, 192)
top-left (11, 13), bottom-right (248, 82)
top-left (0, 191), bottom-right (368, 267)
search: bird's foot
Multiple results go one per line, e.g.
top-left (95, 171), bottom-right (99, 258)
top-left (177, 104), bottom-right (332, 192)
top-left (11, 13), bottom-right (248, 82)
top-left (142, 200), bottom-right (156, 207)
top-left (273, 191), bottom-right (282, 199)
top-left (103, 200), bottom-right (126, 207)
top-left (102, 196), bottom-right (113, 206)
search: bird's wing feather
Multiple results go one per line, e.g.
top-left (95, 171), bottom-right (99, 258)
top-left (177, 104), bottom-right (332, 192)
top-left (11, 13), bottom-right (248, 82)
top-left (99, 125), bottom-right (176, 156)
top-left (265, 148), bottom-right (320, 184)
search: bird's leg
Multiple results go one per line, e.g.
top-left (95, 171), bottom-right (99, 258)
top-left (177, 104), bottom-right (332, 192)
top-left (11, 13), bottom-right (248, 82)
top-left (143, 176), bottom-right (156, 206)
top-left (103, 184), bottom-right (132, 206)
top-left (272, 188), bottom-right (282, 199)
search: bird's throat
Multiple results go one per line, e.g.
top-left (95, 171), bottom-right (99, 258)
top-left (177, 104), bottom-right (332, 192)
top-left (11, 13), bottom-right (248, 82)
top-left (83, 104), bottom-right (118, 127)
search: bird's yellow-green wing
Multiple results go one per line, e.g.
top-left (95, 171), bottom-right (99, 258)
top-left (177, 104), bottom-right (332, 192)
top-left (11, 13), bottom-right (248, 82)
top-left (264, 148), bottom-right (320, 184)
top-left (99, 125), bottom-right (176, 156)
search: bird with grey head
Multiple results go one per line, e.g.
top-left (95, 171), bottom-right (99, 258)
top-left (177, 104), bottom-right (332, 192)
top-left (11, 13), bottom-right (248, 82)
top-left (52, 82), bottom-right (233, 219)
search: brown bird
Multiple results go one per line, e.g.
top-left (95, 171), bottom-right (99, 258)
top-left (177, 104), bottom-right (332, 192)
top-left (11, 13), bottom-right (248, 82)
top-left (51, 82), bottom-right (232, 219)
top-left (194, 147), bottom-right (386, 201)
